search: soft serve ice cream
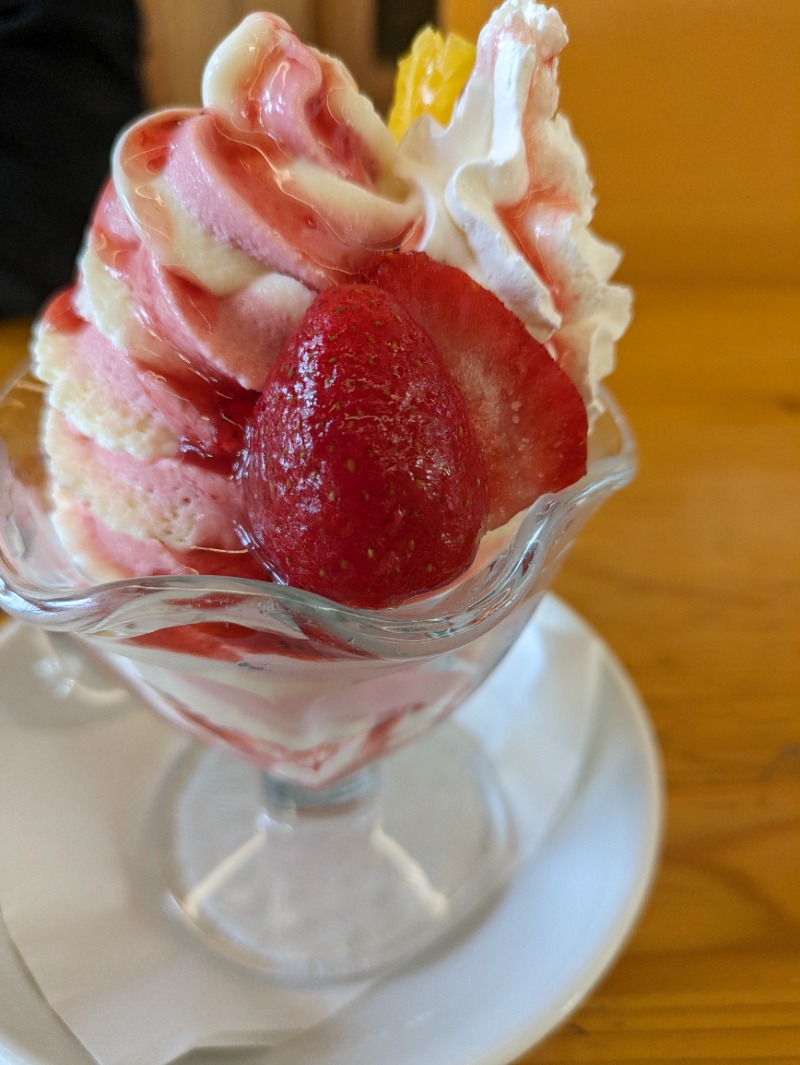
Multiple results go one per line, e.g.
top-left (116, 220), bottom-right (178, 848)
top-left (32, 0), bottom-right (630, 601)
top-left (33, 12), bottom-right (421, 582)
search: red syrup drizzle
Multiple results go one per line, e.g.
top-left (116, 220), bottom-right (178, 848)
top-left (227, 20), bottom-right (370, 180)
top-left (127, 621), bottom-right (306, 662)
top-left (119, 110), bottom-right (186, 179)
top-left (164, 367), bottom-right (259, 474)
top-left (154, 698), bottom-right (350, 776)
top-left (40, 289), bottom-right (84, 333)
top-left (496, 187), bottom-right (575, 317)
top-left (125, 582), bottom-right (372, 661)
top-left (306, 83), bottom-right (379, 186)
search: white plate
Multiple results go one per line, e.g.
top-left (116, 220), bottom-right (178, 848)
top-left (0, 601), bottom-right (662, 1065)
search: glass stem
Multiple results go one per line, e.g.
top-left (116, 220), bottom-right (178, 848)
top-left (261, 763), bottom-right (379, 813)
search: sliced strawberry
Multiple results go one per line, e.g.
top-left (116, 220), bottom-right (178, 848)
top-left (362, 252), bottom-right (588, 528)
top-left (240, 285), bottom-right (488, 609)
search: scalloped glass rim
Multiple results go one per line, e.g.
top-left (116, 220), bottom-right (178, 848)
top-left (0, 365), bottom-right (636, 659)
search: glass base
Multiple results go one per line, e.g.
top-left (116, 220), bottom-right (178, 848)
top-left (159, 723), bottom-right (514, 980)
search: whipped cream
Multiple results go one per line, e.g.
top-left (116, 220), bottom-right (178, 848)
top-left (398, 0), bottom-right (632, 413)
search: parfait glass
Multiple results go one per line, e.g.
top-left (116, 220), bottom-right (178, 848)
top-left (0, 367), bottom-right (635, 980)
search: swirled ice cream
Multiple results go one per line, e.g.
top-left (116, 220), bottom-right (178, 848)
top-left (34, 12), bottom-right (421, 580)
top-left (33, 0), bottom-right (629, 590)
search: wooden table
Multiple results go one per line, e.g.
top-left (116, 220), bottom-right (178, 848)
top-left (540, 283), bottom-right (800, 1062)
top-left (1, 285), bottom-right (798, 1061)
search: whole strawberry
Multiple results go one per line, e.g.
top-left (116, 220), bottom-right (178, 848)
top-left (241, 285), bottom-right (488, 608)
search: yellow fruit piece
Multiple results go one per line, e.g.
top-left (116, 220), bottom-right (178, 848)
top-left (388, 27), bottom-right (476, 142)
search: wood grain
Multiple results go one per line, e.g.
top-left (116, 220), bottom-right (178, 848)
top-left (533, 282), bottom-right (800, 1062)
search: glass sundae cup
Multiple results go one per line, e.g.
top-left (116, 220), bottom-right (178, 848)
top-left (0, 366), bottom-right (636, 980)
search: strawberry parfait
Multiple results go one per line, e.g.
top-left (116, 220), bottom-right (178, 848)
top-left (17, 0), bottom-right (633, 786)
top-left (0, 0), bottom-right (636, 979)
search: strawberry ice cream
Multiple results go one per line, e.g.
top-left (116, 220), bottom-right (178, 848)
top-left (33, 11), bottom-right (421, 582)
